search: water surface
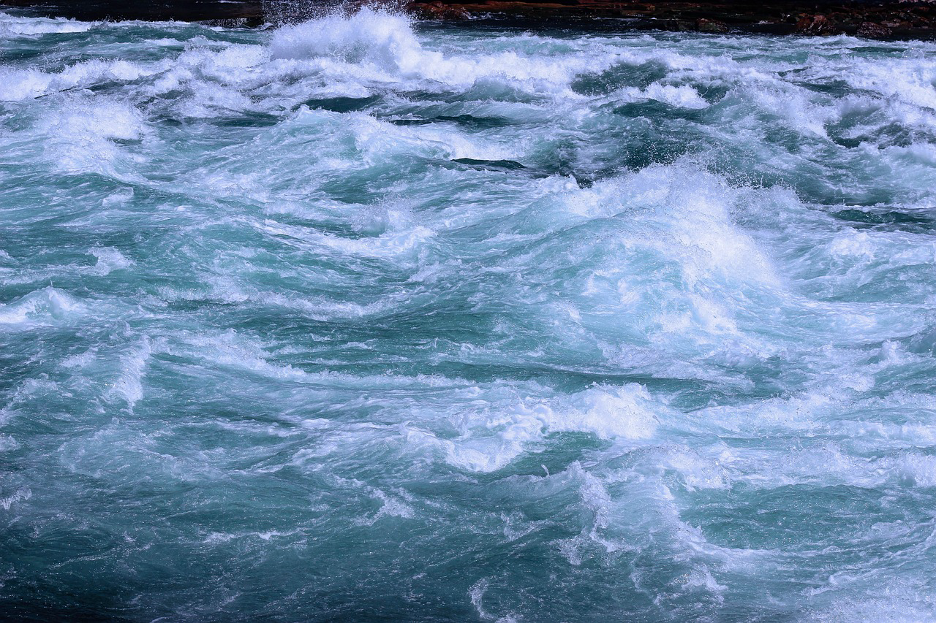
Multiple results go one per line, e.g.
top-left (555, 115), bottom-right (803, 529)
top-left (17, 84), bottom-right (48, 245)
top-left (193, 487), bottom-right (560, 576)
top-left (2, 8), bottom-right (936, 621)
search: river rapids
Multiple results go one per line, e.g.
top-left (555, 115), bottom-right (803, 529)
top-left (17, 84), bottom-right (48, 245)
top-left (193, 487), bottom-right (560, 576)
top-left (2, 7), bottom-right (936, 621)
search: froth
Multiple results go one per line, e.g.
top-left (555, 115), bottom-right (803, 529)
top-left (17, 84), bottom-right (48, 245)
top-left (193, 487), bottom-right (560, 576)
top-left (0, 59), bottom-right (154, 101)
top-left (0, 12), bottom-right (92, 36)
top-left (107, 338), bottom-right (152, 410)
top-left (269, 7), bottom-right (617, 92)
top-left (0, 287), bottom-right (84, 327)
top-left (36, 97), bottom-right (147, 176)
top-left (271, 8), bottom-right (419, 70)
top-left (436, 384), bottom-right (661, 473)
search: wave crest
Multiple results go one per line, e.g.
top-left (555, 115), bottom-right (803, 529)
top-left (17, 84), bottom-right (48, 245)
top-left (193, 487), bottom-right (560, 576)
top-left (271, 7), bottom-right (420, 71)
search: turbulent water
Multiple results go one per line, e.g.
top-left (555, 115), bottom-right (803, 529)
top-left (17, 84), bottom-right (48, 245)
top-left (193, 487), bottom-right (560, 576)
top-left (3, 7), bottom-right (936, 621)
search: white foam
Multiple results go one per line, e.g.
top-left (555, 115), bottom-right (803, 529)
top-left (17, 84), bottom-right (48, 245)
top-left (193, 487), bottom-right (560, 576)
top-left (893, 453), bottom-right (936, 487)
top-left (663, 448), bottom-right (730, 491)
top-left (843, 55), bottom-right (936, 111)
top-left (90, 247), bottom-right (133, 275)
top-left (749, 83), bottom-right (832, 138)
top-left (271, 9), bottom-right (420, 69)
top-left (812, 576), bottom-right (935, 622)
top-left (0, 59), bottom-right (156, 101)
top-left (437, 384), bottom-right (661, 473)
top-left (40, 97), bottom-right (147, 175)
top-left (0, 487), bottom-right (31, 511)
top-left (469, 579), bottom-right (492, 621)
top-left (615, 82), bottom-right (709, 109)
top-left (61, 349), bottom-right (97, 369)
top-left (269, 7), bottom-right (619, 93)
top-left (0, 287), bottom-right (84, 326)
top-left (108, 338), bottom-right (152, 409)
top-left (680, 564), bottom-right (728, 597)
top-left (356, 488), bottom-right (415, 525)
top-left (578, 165), bottom-right (778, 288)
top-left (0, 12), bottom-right (92, 36)
top-left (532, 164), bottom-right (781, 368)
top-left (258, 198), bottom-right (435, 260)
top-left (346, 111), bottom-right (518, 162)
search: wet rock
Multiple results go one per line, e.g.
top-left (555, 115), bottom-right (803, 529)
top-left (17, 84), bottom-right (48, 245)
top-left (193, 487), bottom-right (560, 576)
top-left (696, 17), bottom-right (728, 33)
top-left (858, 21), bottom-right (893, 37)
top-left (796, 13), bottom-right (833, 34)
top-left (414, 1), bottom-right (472, 19)
top-left (0, 0), bottom-right (263, 23)
top-left (2, 0), bottom-right (936, 40)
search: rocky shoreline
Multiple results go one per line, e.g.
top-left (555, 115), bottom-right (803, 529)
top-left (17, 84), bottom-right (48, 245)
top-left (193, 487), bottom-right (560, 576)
top-left (1, 0), bottom-right (265, 23)
top-left (2, 0), bottom-right (936, 38)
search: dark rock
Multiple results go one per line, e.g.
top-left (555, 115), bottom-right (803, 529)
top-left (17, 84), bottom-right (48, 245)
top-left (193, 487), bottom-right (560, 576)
top-left (858, 20), bottom-right (893, 37)
top-left (0, 0), bottom-right (263, 23)
top-left (414, 1), bottom-right (472, 19)
top-left (2, 0), bottom-right (936, 40)
top-left (796, 13), bottom-right (834, 35)
top-left (696, 17), bottom-right (728, 32)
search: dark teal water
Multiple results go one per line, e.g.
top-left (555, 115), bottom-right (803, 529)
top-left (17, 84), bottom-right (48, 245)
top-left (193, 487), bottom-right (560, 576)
top-left (2, 8), bottom-right (936, 621)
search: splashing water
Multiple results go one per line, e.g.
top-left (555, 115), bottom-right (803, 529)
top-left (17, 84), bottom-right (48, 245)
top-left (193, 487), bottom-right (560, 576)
top-left (2, 6), bottom-right (936, 621)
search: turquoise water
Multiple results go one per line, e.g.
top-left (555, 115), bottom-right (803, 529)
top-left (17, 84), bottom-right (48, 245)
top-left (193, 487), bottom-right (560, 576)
top-left (2, 7), bottom-right (936, 620)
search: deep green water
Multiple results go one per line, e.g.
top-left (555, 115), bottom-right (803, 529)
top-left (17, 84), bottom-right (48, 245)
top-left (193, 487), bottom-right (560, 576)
top-left (2, 7), bottom-right (936, 621)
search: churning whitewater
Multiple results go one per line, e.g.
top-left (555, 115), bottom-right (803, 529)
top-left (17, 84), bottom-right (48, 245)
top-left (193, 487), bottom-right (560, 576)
top-left (2, 6), bottom-right (936, 621)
